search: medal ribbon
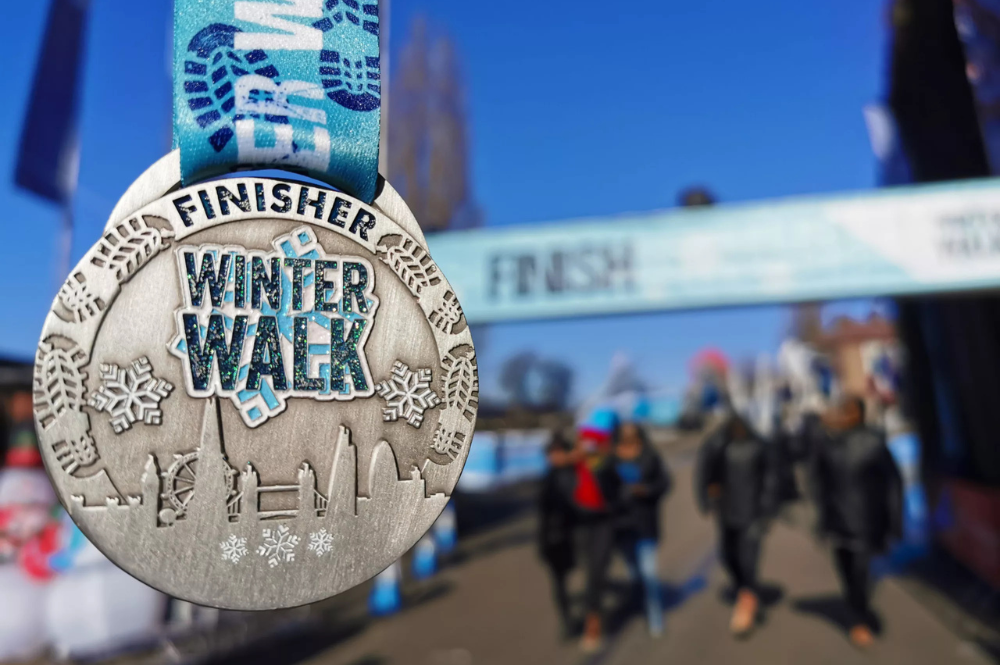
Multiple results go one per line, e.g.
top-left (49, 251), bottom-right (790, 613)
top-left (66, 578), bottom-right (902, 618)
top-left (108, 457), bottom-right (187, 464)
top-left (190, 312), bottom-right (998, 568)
top-left (173, 0), bottom-right (381, 202)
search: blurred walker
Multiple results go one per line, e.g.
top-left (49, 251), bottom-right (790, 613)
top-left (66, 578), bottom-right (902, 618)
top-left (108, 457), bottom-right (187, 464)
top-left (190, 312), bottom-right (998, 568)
top-left (537, 432), bottom-right (578, 639)
top-left (808, 395), bottom-right (903, 649)
top-left (613, 422), bottom-right (671, 637)
top-left (695, 414), bottom-right (780, 637)
top-left (571, 412), bottom-right (621, 653)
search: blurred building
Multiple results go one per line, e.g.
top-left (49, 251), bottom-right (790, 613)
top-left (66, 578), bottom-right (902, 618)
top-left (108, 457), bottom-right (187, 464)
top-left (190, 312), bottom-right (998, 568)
top-left (817, 315), bottom-right (898, 413)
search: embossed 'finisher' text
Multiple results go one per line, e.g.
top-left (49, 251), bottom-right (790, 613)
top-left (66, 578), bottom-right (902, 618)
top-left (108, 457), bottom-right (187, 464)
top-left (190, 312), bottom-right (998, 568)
top-left (171, 182), bottom-right (379, 241)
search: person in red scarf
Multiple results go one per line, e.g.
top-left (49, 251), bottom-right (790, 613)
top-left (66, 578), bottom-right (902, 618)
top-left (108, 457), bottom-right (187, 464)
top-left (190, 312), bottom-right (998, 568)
top-left (571, 411), bottom-right (622, 653)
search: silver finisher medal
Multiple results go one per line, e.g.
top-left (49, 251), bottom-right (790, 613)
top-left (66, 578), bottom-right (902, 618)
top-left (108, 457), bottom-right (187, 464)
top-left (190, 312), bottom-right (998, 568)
top-left (33, 152), bottom-right (477, 609)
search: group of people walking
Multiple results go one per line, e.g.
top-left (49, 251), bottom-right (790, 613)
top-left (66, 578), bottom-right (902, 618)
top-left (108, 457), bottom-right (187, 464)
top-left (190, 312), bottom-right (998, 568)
top-left (538, 394), bottom-right (903, 652)
top-left (538, 413), bottom-right (671, 652)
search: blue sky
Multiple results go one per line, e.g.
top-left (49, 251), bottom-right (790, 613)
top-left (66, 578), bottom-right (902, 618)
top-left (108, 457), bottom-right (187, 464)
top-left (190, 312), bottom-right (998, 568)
top-left (2, 0), bottom-right (887, 401)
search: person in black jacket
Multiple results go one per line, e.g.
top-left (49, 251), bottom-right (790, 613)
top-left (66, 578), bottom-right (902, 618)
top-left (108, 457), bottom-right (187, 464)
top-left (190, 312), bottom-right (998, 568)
top-left (695, 413), bottom-right (779, 636)
top-left (538, 432), bottom-right (578, 638)
top-left (613, 422), bottom-right (671, 636)
top-left (810, 395), bottom-right (903, 649)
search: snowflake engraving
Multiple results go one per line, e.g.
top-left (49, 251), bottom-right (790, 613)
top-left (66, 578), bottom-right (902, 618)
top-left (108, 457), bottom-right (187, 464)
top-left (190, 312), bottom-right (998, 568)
top-left (308, 528), bottom-right (334, 557)
top-left (220, 535), bottom-right (248, 564)
top-left (257, 525), bottom-right (300, 568)
top-left (89, 357), bottom-right (174, 434)
top-left (376, 361), bottom-right (442, 428)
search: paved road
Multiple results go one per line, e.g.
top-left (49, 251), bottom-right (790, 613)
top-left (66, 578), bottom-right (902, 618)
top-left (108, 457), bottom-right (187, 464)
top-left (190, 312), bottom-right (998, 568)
top-left (288, 438), bottom-right (996, 665)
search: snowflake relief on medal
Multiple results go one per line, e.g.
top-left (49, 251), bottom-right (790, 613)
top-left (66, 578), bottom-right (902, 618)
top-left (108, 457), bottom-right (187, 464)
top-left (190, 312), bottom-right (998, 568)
top-left (376, 361), bottom-right (442, 428)
top-left (308, 528), bottom-right (334, 557)
top-left (258, 525), bottom-right (300, 568)
top-left (376, 235), bottom-right (441, 298)
top-left (89, 357), bottom-right (174, 434)
top-left (220, 535), bottom-right (248, 564)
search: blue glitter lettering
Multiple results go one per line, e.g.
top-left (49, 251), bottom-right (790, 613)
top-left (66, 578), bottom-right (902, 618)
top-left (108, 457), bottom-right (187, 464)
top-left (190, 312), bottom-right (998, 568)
top-left (284, 258), bottom-right (311, 311)
top-left (251, 256), bottom-right (282, 309)
top-left (293, 317), bottom-right (325, 391)
top-left (216, 184), bottom-right (251, 214)
top-left (185, 251), bottom-right (231, 307)
top-left (247, 316), bottom-right (288, 390)
top-left (315, 260), bottom-right (338, 312)
top-left (330, 318), bottom-right (367, 392)
top-left (234, 254), bottom-right (247, 308)
top-left (341, 262), bottom-right (369, 314)
top-left (184, 313), bottom-right (248, 391)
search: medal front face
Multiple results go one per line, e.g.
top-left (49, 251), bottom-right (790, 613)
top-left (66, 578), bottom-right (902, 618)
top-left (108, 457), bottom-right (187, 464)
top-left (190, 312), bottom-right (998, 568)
top-left (33, 175), bottom-right (477, 609)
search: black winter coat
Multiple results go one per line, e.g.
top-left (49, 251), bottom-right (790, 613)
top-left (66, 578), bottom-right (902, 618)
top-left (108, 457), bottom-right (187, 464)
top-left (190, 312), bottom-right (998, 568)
top-left (538, 465), bottom-right (578, 570)
top-left (809, 425), bottom-right (903, 552)
top-left (695, 421), bottom-right (780, 529)
top-left (614, 448), bottom-right (672, 541)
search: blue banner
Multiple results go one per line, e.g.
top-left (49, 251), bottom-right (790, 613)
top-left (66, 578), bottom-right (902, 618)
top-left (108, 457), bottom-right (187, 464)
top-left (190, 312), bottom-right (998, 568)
top-left (428, 178), bottom-right (1000, 323)
top-left (173, 0), bottom-right (381, 202)
top-left (15, 0), bottom-right (90, 204)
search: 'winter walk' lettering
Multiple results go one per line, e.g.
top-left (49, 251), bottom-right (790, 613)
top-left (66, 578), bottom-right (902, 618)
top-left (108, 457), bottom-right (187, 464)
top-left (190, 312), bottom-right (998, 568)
top-left (169, 227), bottom-right (380, 427)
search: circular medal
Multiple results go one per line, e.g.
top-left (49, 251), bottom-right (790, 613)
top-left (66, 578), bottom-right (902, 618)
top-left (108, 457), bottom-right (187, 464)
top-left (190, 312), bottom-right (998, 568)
top-left (32, 154), bottom-right (477, 609)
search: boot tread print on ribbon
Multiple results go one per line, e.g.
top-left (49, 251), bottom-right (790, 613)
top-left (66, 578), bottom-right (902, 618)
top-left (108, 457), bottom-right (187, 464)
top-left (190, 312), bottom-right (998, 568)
top-left (182, 23), bottom-right (281, 154)
top-left (315, 1), bottom-right (381, 112)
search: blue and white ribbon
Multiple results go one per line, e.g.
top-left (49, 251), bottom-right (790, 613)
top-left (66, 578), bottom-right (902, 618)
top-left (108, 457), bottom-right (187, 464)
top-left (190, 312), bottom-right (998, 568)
top-left (173, 0), bottom-right (380, 202)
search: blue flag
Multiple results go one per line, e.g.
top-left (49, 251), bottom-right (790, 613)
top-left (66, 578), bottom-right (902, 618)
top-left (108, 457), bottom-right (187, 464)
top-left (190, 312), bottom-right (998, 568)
top-left (14, 0), bottom-right (90, 204)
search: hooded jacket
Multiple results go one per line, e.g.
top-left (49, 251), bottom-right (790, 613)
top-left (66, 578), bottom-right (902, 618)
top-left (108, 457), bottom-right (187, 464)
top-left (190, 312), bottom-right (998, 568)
top-left (695, 416), bottom-right (780, 529)
top-left (809, 425), bottom-right (903, 551)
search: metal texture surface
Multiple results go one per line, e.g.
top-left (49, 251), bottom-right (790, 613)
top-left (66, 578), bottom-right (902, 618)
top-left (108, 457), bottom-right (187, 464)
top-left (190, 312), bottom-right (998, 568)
top-left (35, 161), bottom-right (476, 610)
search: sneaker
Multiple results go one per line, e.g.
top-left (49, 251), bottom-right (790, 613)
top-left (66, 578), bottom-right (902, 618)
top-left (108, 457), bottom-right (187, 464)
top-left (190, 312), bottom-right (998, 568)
top-left (729, 590), bottom-right (759, 636)
top-left (580, 613), bottom-right (603, 653)
top-left (849, 624), bottom-right (875, 649)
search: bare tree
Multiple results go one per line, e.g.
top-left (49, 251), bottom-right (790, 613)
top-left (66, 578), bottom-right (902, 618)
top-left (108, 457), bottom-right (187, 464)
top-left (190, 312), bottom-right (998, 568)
top-left (388, 16), bottom-right (480, 232)
top-left (500, 352), bottom-right (574, 411)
